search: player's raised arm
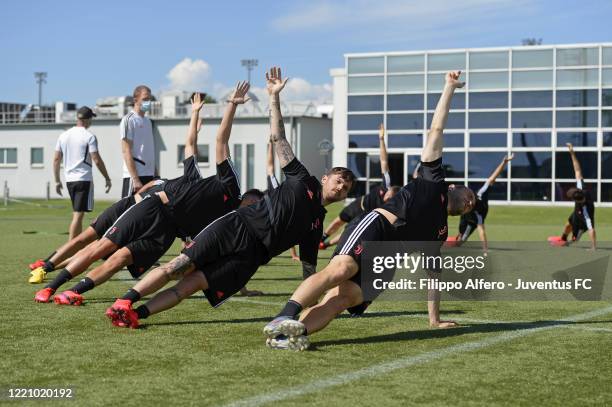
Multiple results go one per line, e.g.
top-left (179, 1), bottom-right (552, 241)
top-left (267, 67), bottom-right (294, 167)
top-left (487, 154), bottom-right (513, 186)
top-left (215, 81), bottom-right (251, 164)
top-left (421, 71), bottom-right (464, 162)
top-left (184, 92), bottom-right (205, 161)
top-left (566, 143), bottom-right (583, 184)
top-left (267, 139), bottom-right (275, 177)
top-left (378, 123), bottom-right (391, 187)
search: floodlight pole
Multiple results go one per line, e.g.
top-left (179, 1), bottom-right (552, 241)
top-left (241, 59), bottom-right (258, 84)
top-left (34, 72), bottom-right (47, 107)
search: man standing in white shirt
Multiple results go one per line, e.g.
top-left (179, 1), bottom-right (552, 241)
top-left (54, 106), bottom-right (112, 240)
top-left (120, 85), bottom-right (158, 197)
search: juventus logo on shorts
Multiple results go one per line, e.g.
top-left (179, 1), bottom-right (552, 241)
top-left (354, 244), bottom-right (363, 255)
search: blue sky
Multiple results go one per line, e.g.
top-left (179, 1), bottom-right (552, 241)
top-left (1, 0), bottom-right (611, 106)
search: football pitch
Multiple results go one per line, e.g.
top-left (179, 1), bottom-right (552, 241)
top-left (1, 200), bottom-right (612, 406)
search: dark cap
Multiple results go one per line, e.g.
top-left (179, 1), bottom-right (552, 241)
top-left (77, 106), bottom-right (97, 120)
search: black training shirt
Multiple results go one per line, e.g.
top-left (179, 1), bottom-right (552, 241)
top-left (361, 171), bottom-right (391, 212)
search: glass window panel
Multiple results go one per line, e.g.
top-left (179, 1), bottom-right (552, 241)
top-left (30, 147), bottom-right (43, 165)
top-left (556, 69), bottom-right (598, 88)
top-left (511, 182), bottom-right (551, 201)
top-left (427, 72), bottom-right (465, 91)
top-left (556, 132), bottom-right (597, 147)
top-left (428, 53), bottom-right (466, 71)
top-left (601, 111), bottom-right (612, 127)
top-left (470, 133), bottom-right (507, 147)
top-left (512, 132), bottom-right (551, 147)
top-left (512, 90), bottom-right (552, 108)
top-left (348, 76), bottom-right (384, 93)
top-left (468, 152), bottom-right (508, 178)
top-left (469, 112), bottom-right (508, 129)
top-left (512, 49), bottom-right (553, 68)
top-left (604, 48), bottom-right (612, 65)
top-left (387, 74), bottom-right (424, 92)
top-left (603, 89), bottom-right (612, 106)
top-left (387, 94), bottom-right (424, 111)
top-left (442, 152), bottom-right (465, 178)
top-left (511, 152), bottom-right (552, 178)
top-left (555, 182), bottom-right (597, 202)
top-left (388, 134), bottom-right (423, 148)
top-left (348, 95), bottom-right (384, 112)
top-left (512, 70), bottom-right (553, 89)
top-left (427, 112), bottom-right (465, 129)
top-left (555, 152), bottom-right (598, 179)
top-left (469, 181), bottom-right (507, 200)
top-left (601, 183), bottom-right (612, 202)
top-left (469, 51), bottom-right (509, 70)
top-left (369, 155), bottom-right (382, 178)
top-left (512, 111), bottom-right (552, 128)
top-left (388, 55), bottom-right (424, 73)
top-left (6, 148), bottom-right (17, 164)
top-left (349, 181), bottom-right (366, 198)
top-left (0, 149), bottom-right (4, 164)
top-left (604, 132), bottom-right (612, 146)
top-left (233, 144), bottom-right (242, 181)
top-left (556, 110), bottom-right (598, 128)
top-left (348, 114), bottom-right (383, 131)
top-left (603, 69), bottom-right (612, 87)
top-left (427, 93), bottom-right (465, 110)
top-left (469, 72), bottom-right (508, 90)
top-left (349, 134), bottom-right (379, 148)
top-left (603, 152), bottom-right (612, 179)
top-left (387, 113), bottom-right (423, 130)
top-left (469, 92), bottom-right (508, 109)
top-left (556, 89), bottom-right (598, 107)
top-left (443, 133), bottom-right (464, 147)
top-left (347, 153), bottom-right (367, 178)
top-left (347, 57), bottom-right (384, 74)
top-left (556, 47), bottom-right (598, 66)
top-left (246, 144), bottom-right (254, 189)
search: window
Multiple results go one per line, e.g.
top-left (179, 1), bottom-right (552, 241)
top-left (555, 152), bottom-right (597, 179)
top-left (555, 182), bottom-right (597, 202)
top-left (427, 112), bottom-right (465, 129)
top-left (512, 70), bottom-right (553, 89)
top-left (601, 183), bottom-right (612, 202)
top-left (178, 144), bottom-right (209, 164)
top-left (233, 144), bottom-right (242, 181)
top-left (428, 53), bottom-right (466, 71)
top-left (349, 134), bottom-right (379, 148)
top-left (603, 89), bottom-right (612, 106)
top-left (604, 132), bottom-right (612, 147)
top-left (556, 110), bottom-right (598, 128)
top-left (369, 155), bottom-right (382, 178)
top-left (512, 111), bottom-right (552, 128)
top-left (556, 47), bottom-right (598, 66)
top-left (388, 55), bottom-right (424, 72)
top-left (512, 132), bottom-right (551, 148)
top-left (511, 182), bottom-right (551, 201)
top-left (602, 152), bottom-right (612, 179)
top-left (603, 69), bottom-right (612, 87)
top-left (468, 152), bottom-right (508, 178)
top-left (469, 92), bottom-right (508, 109)
top-left (469, 72), bottom-right (508, 90)
top-left (387, 94), bottom-right (424, 111)
top-left (556, 89), bottom-right (598, 107)
top-left (469, 112), bottom-right (508, 129)
top-left (469, 51), bottom-right (509, 70)
top-left (470, 133), bottom-right (506, 147)
top-left (246, 144), bottom-right (254, 189)
top-left (427, 93), bottom-right (465, 110)
top-left (443, 133), bottom-right (464, 148)
top-left (348, 114), bottom-right (383, 131)
top-left (556, 132), bottom-right (597, 147)
top-left (556, 69), bottom-right (598, 88)
top-left (469, 181), bottom-right (507, 200)
top-left (512, 91), bottom-right (552, 108)
top-left (387, 113), bottom-right (423, 130)
top-left (348, 95), bottom-right (383, 112)
top-left (347, 152), bottom-right (367, 178)
top-left (442, 152), bottom-right (465, 178)
top-left (30, 147), bottom-right (43, 166)
top-left (388, 134), bottom-right (423, 148)
top-left (0, 148), bottom-right (17, 165)
top-left (348, 77), bottom-right (384, 93)
top-left (512, 49), bottom-right (553, 68)
top-left (604, 47), bottom-right (612, 65)
top-left (387, 75), bottom-right (424, 92)
top-left (347, 57), bottom-right (384, 74)
top-left (511, 152), bottom-right (552, 178)
top-left (604, 111), bottom-right (612, 127)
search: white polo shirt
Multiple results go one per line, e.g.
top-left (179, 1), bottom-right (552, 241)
top-left (119, 111), bottom-right (156, 178)
top-left (55, 126), bottom-right (98, 182)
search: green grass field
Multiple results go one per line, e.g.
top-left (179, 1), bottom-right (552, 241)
top-left (1, 199), bottom-right (612, 406)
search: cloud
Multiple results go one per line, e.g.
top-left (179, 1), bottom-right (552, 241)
top-left (166, 58), bottom-right (211, 91)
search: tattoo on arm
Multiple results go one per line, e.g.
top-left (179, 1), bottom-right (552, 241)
top-left (269, 99), bottom-right (295, 167)
top-left (166, 254), bottom-right (195, 280)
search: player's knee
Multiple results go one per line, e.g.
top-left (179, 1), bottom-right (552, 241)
top-left (325, 256), bottom-right (358, 283)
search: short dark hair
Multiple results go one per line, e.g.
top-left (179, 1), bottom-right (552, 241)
top-left (243, 188), bottom-right (264, 201)
top-left (133, 85), bottom-right (152, 99)
top-left (326, 167), bottom-right (356, 185)
top-left (389, 185), bottom-right (401, 194)
top-left (566, 187), bottom-right (585, 201)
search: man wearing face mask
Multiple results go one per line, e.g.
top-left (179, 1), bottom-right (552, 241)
top-left (120, 85), bottom-right (158, 198)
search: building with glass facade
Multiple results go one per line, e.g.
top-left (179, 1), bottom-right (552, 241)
top-left (331, 43), bottom-right (612, 205)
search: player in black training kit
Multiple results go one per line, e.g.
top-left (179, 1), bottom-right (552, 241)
top-left (551, 143), bottom-right (596, 250)
top-left (264, 71), bottom-right (475, 351)
top-left (106, 67), bottom-right (355, 329)
top-left (35, 85), bottom-right (253, 306)
top-left (451, 154), bottom-right (513, 254)
top-left (321, 123), bottom-right (399, 249)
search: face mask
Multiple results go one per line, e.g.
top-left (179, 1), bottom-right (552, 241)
top-left (141, 100), bottom-right (151, 112)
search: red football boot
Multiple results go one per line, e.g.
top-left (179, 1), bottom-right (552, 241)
top-left (29, 259), bottom-right (45, 271)
top-left (34, 287), bottom-right (55, 303)
top-left (53, 290), bottom-right (84, 306)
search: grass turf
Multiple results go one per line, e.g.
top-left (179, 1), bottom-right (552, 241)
top-left (1, 199), bottom-right (611, 406)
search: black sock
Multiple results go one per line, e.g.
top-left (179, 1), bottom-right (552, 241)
top-left (276, 300), bottom-right (303, 319)
top-left (70, 277), bottom-right (95, 294)
top-left (321, 233), bottom-right (329, 242)
top-left (43, 261), bottom-right (55, 273)
top-left (45, 269), bottom-right (73, 291)
top-left (303, 327), bottom-right (308, 336)
top-left (43, 251), bottom-right (56, 262)
top-left (122, 289), bottom-right (141, 303)
top-left (135, 305), bottom-right (150, 319)
top-left (561, 233), bottom-right (568, 241)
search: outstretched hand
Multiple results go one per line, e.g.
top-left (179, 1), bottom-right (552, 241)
top-left (504, 153), bottom-right (514, 162)
top-left (378, 123), bottom-right (385, 140)
top-left (191, 92), bottom-right (205, 112)
top-left (445, 71), bottom-right (465, 89)
top-left (266, 66), bottom-right (289, 96)
top-left (566, 142), bottom-right (574, 152)
top-left (228, 81), bottom-right (251, 105)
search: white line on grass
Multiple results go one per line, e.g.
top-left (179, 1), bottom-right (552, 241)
top-left (562, 325), bottom-right (612, 333)
top-left (223, 305), bottom-right (612, 407)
